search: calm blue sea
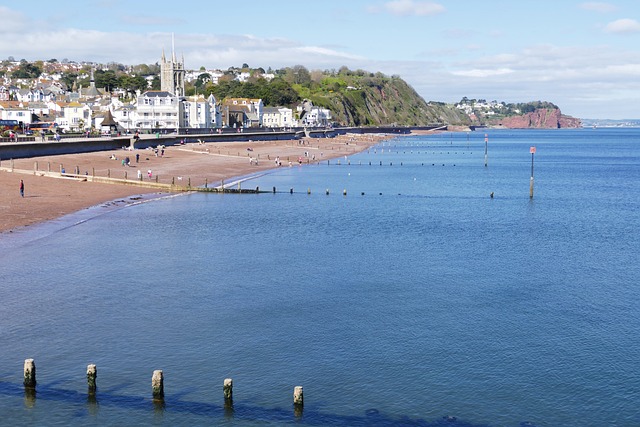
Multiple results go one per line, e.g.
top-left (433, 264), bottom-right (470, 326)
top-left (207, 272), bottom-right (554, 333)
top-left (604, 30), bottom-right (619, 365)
top-left (0, 128), bottom-right (638, 426)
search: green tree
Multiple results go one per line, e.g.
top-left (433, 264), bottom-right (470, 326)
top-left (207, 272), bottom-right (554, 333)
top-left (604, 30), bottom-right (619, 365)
top-left (95, 69), bottom-right (119, 91)
top-left (12, 60), bottom-right (42, 78)
top-left (60, 72), bottom-right (78, 89)
top-left (151, 76), bottom-right (161, 90)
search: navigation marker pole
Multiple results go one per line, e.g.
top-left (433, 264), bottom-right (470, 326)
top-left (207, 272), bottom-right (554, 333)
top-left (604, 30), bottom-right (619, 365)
top-left (529, 146), bottom-right (536, 199)
top-left (484, 134), bottom-right (488, 167)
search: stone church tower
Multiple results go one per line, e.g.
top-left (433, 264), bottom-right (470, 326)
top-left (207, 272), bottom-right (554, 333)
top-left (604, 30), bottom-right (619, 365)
top-left (160, 45), bottom-right (185, 97)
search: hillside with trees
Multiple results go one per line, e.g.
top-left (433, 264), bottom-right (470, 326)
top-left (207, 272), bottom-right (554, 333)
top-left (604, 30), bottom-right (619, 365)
top-left (188, 65), bottom-right (471, 127)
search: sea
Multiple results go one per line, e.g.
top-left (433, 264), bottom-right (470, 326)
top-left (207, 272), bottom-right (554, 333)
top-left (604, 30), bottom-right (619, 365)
top-left (0, 128), bottom-right (638, 427)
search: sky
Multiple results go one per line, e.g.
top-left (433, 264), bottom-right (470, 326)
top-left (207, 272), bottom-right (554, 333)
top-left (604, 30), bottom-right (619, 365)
top-left (2, 0), bottom-right (639, 119)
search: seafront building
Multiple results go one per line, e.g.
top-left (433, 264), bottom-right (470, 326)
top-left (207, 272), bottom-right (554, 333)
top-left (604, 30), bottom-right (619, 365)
top-left (263, 106), bottom-right (293, 128)
top-left (135, 90), bottom-right (183, 130)
top-left (221, 98), bottom-right (263, 128)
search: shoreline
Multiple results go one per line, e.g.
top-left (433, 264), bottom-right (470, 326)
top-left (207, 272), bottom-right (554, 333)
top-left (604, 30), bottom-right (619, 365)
top-left (0, 133), bottom-right (393, 235)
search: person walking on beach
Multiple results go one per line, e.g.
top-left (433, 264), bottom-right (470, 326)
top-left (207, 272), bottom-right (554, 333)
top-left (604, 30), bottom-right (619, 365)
top-left (19, 179), bottom-right (24, 198)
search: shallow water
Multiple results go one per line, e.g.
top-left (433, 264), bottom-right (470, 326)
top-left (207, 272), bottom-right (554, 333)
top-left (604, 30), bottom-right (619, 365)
top-left (0, 128), bottom-right (638, 426)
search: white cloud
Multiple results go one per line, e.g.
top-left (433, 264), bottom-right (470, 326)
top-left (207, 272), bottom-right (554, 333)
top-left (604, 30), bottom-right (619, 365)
top-left (369, 0), bottom-right (445, 17)
top-left (580, 2), bottom-right (618, 13)
top-left (604, 18), bottom-right (640, 34)
top-left (451, 68), bottom-right (514, 78)
top-left (0, 6), bottom-right (30, 34)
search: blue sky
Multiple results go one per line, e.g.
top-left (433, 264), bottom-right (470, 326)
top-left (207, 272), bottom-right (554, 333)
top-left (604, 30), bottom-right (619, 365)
top-left (2, 0), bottom-right (639, 119)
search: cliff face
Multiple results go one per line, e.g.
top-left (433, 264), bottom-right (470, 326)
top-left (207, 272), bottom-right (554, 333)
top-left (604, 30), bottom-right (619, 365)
top-left (492, 108), bottom-right (581, 129)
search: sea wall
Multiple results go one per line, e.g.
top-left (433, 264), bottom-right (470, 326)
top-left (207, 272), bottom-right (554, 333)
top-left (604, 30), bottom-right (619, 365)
top-left (0, 126), bottom-right (439, 160)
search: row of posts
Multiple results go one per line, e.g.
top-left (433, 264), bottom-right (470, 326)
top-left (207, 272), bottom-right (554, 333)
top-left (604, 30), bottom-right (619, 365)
top-left (23, 359), bottom-right (303, 407)
top-left (26, 161), bottom-right (203, 187)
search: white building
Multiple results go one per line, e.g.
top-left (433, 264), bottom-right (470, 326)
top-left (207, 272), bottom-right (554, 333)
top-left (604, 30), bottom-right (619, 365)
top-left (0, 103), bottom-right (32, 126)
top-left (111, 105), bottom-right (136, 132)
top-left (135, 91), bottom-right (183, 130)
top-left (262, 106), bottom-right (293, 128)
top-left (57, 101), bottom-right (92, 132)
top-left (183, 95), bottom-right (212, 129)
top-left (298, 103), bottom-right (332, 127)
top-left (207, 94), bottom-right (221, 128)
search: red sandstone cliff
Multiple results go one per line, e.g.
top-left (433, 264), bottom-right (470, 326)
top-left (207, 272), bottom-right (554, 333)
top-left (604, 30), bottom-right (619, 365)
top-left (491, 108), bottom-right (581, 129)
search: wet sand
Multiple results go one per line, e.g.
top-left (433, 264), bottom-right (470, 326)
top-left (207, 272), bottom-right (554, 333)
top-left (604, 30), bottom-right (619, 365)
top-left (0, 134), bottom-right (388, 233)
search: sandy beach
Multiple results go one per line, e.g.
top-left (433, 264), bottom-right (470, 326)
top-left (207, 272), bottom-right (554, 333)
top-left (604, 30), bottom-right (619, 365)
top-left (0, 134), bottom-right (389, 233)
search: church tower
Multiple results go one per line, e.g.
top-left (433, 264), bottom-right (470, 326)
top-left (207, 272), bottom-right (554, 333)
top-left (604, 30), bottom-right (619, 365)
top-left (160, 36), bottom-right (185, 97)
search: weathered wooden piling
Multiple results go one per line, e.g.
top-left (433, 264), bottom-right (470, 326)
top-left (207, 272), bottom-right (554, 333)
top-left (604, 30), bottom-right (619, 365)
top-left (293, 386), bottom-right (304, 406)
top-left (152, 370), bottom-right (164, 399)
top-left (529, 146), bottom-right (536, 199)
top-left (87, 364), bottom-right (97, 392)
top-left (223, 378), bottom-right (233, 401)
top-left (23, 359), bottom-right (36, 388)
top-left (484, 134), bottom-right (489, 167)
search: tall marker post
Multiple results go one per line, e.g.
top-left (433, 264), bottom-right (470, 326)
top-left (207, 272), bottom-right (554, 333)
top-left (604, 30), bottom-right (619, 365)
top-left (529, 146), bottom-right (536, 198)
top-left (484, 134), bottom-right (488, 167)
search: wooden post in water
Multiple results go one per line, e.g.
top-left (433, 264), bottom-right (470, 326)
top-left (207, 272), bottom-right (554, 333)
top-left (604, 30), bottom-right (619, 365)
top-left (24, 359), bottom-right (36, 389)
top-left (152, 370), bottom-right (164, 400)
top-left (293, 386), bottom-right (304, 406)
top-left (484, 134), bottom-right (488, 167)
top-left (87, 364), bottom-right (97, 392)
top-left (529, 146), bottom-right (536, 199)
top-left (223, 378), bottom-right (233, 401)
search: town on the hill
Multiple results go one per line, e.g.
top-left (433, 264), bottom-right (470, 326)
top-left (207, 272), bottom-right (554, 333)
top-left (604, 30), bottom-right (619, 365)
top-left (0, 51), bottom-right (332, 137)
